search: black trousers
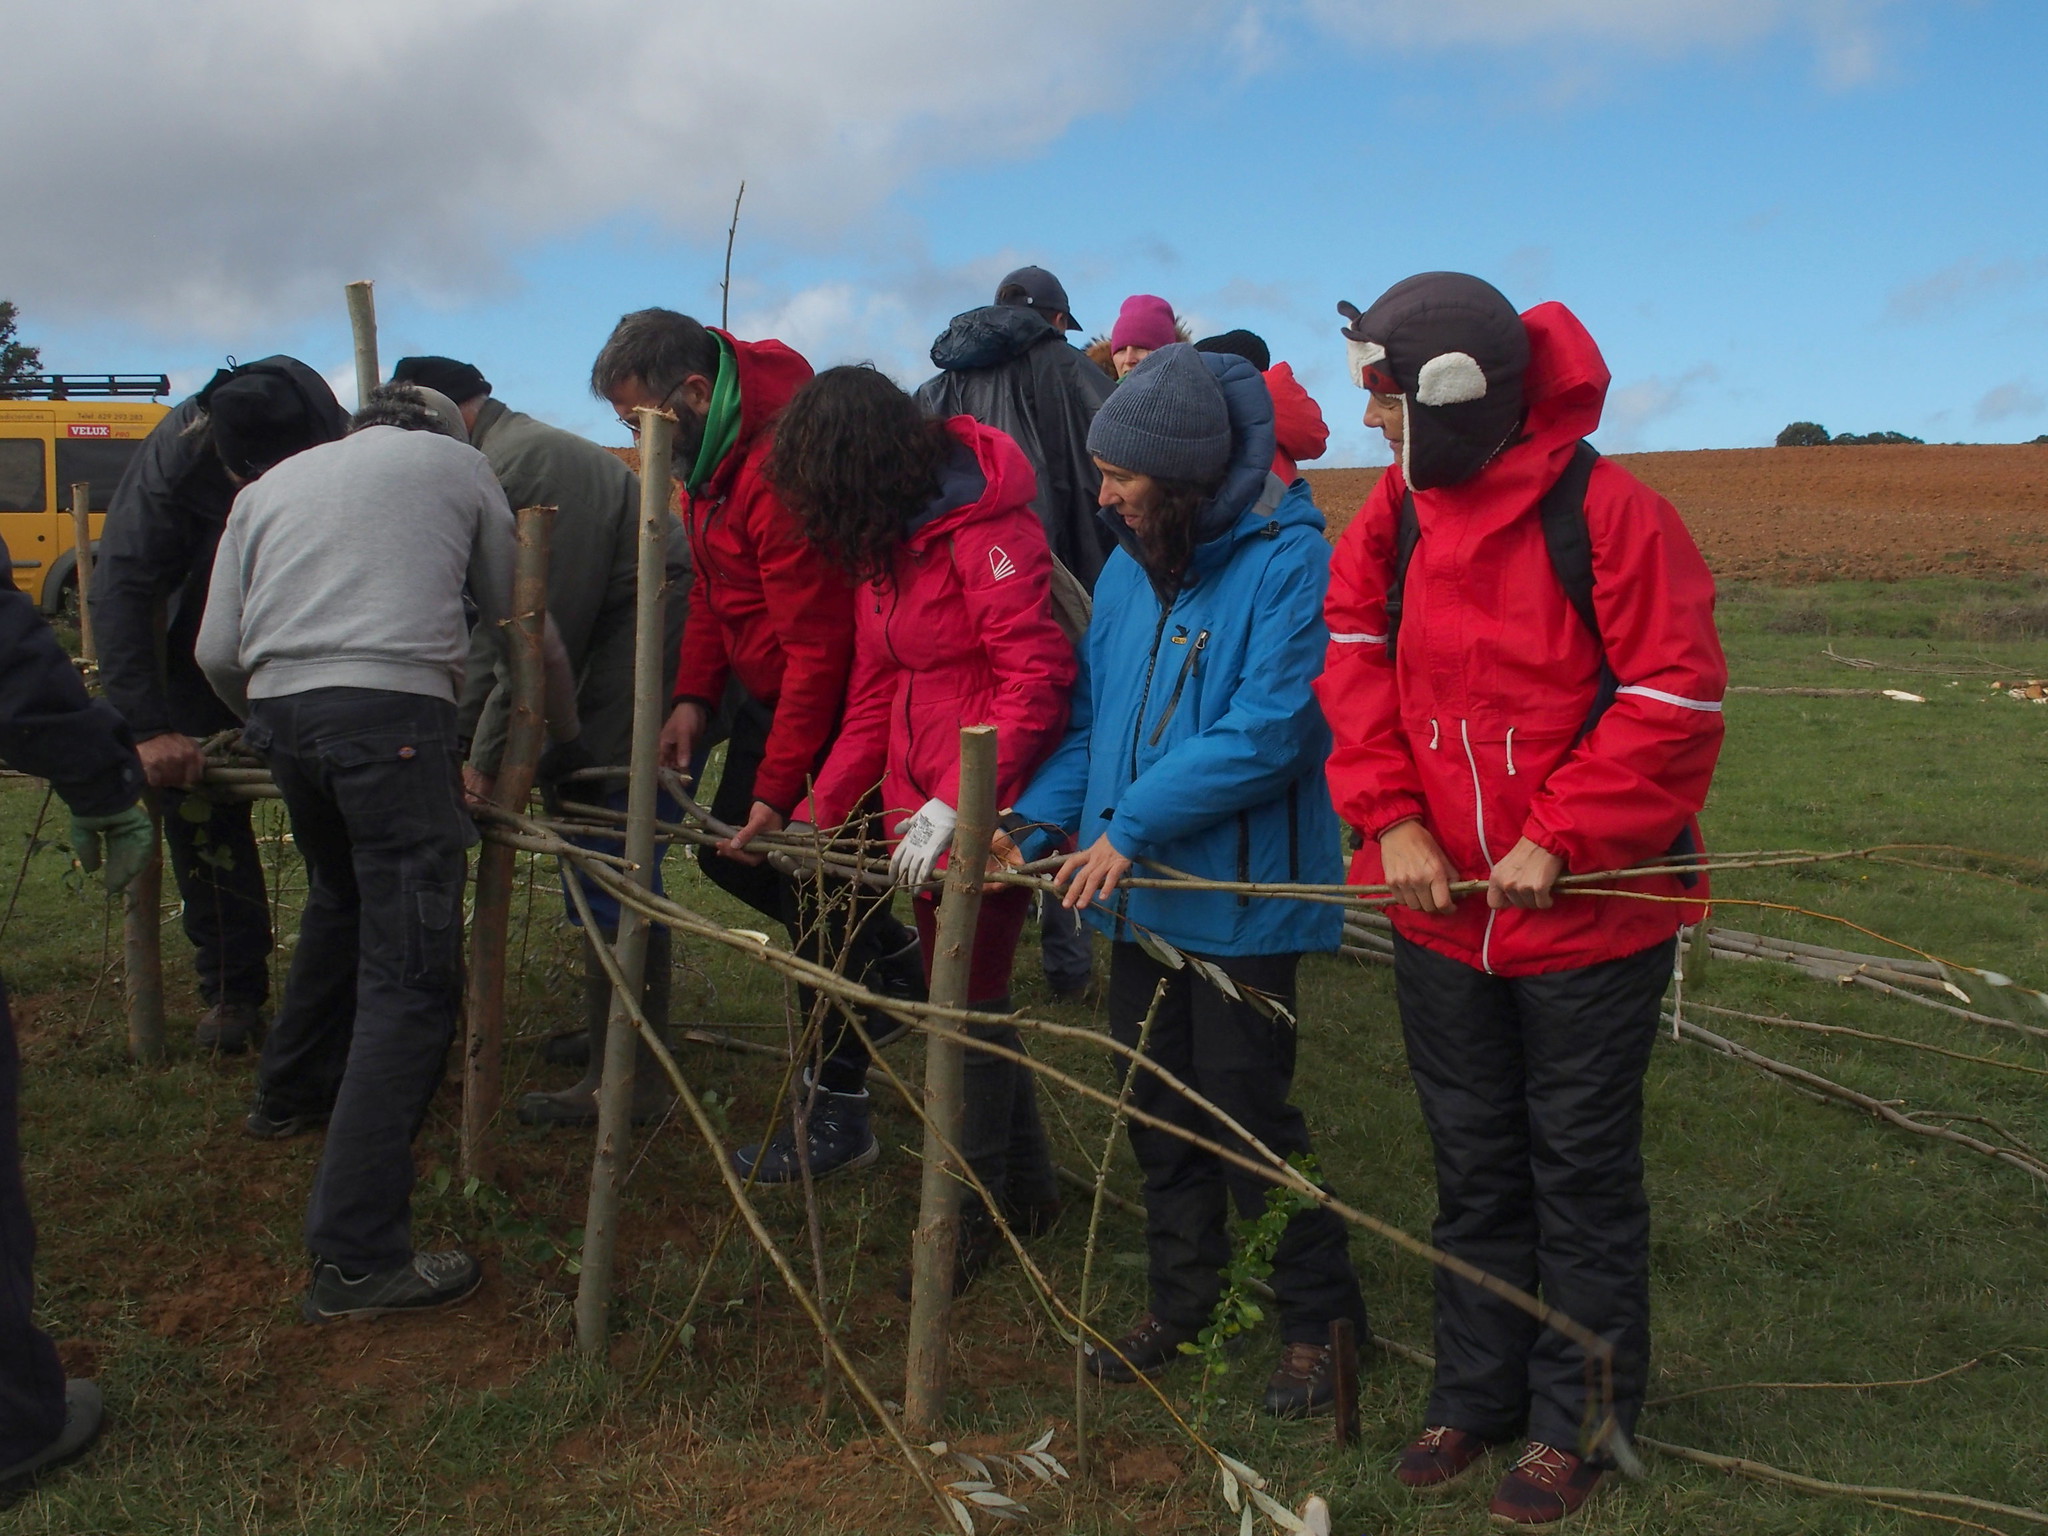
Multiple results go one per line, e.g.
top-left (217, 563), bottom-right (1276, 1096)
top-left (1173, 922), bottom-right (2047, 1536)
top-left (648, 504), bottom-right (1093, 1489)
top-left (698, 694), bottom-right (913, 1087)
top-left (245, 689), bottom-right (470, 1271)
top-left (160, 788), bottom-right (272, 1009)
top-left (1107, 942), bottom-right (1368, 1344)
top-left (1394, 932), bottom-right (1674, 1454)
top-left (0, 978), bottom-right (64, 1467)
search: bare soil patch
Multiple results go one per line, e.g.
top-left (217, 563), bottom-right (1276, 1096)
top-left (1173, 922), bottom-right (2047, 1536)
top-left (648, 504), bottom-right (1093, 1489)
top-left (1305, 443), bottom-right (2048, 583)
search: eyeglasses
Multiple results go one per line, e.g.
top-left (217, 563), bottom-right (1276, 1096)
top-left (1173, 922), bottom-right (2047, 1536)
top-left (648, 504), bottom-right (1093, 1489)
top-left (618, 382), bottom-right (686, 436)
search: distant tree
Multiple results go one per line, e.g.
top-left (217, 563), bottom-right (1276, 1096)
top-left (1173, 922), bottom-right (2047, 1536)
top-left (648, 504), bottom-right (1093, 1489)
top-left (0, 299), bottom-right (41, 397)
top-left (1830, 430), bottom-right (1924, 446)
top-left (2031, 434), bottom-right (2048, 445)
top-left (1776, 421), bottom-right (1830, 447)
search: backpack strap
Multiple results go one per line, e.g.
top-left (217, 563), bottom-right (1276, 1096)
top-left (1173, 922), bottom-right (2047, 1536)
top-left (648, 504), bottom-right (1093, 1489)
top-left (1383, 489), bottom-right (1422, 664)
top-left (1539, 441), bottom-right (1602, 645)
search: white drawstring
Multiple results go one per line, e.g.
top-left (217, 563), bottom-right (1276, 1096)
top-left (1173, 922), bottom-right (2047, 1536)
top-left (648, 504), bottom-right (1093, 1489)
top-left (1428, 718), bottom-right (1440, 751)
top-left (1504, 726), bottom-right (1517, 777)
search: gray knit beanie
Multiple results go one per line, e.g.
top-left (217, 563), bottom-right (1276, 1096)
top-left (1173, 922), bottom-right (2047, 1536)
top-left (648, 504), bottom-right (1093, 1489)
top-left (1086, 343), bottom-right (1231, 481)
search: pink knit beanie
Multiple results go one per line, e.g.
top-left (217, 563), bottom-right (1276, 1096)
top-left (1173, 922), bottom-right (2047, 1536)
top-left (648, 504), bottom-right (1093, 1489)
top-left (1109, 294), bottom-right (1178, 353)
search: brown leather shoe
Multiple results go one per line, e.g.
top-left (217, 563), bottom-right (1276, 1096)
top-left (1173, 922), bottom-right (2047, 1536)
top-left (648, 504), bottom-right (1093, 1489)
top-left (1262, 1340), bottom-right (1338, 1417)
top-left (1085, 1313), bottom-right (1196, 1383)
top-left (1395, 1425), bottom-right (1505, 1493)
top-left (1487, 1442), bottom-right (1605, 1527)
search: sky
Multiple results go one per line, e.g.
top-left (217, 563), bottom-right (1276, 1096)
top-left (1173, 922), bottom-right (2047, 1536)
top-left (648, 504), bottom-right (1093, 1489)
top-left (6, 0), bottom-right (2046, 466)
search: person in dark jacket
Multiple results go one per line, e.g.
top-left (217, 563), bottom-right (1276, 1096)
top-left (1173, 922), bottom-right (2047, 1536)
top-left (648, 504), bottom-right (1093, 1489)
top-left (771, 366), bottom-right (1076, 1292)
top-left (88, 356), bottom-right (349, 1054)
top-left (917, 265), bottom-right (1110, 1001)
top-left (1320, 273), bottom-right (1725, 1525)
top-left (591, 310), bottom-right (924, 1182)
top-left (1010, 344), bottom-right (1369, 1418)
top-left (0, 536), bottom-right (150, 1491)
top-left (390, 355), bottom-right (692, 1126)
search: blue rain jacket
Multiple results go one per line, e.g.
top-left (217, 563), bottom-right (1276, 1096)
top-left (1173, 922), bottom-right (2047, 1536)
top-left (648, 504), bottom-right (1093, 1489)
top-left (1013, 351), bottom-right (1344, 956)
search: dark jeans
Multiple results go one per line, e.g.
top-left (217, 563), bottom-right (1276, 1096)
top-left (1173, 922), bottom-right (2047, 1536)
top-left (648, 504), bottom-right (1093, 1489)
top-left (699, 693), bottom-right (914, 1089)
top-left (160, 788), bottom-right (272, 1009)
top-left (1106, 942), bottom-right (1368, 1344)
top-left (245, 689), bottom-right (470, 1271)
top-left (1394, 933), bottom-right (1674, 1454)
top-left (0, 978), bottom-right (65, 1467)
top-left (1038, 892), bottom-right (1092, 992)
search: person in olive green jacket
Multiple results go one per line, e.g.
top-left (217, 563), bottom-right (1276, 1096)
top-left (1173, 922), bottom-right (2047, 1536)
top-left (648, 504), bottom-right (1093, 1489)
top-left (393, 357), bottom-right (690, 1127)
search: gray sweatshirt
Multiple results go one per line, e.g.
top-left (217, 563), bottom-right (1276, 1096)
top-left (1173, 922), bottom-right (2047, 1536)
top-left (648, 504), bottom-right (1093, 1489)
top-left (196, 426), bottom-right (517, 715)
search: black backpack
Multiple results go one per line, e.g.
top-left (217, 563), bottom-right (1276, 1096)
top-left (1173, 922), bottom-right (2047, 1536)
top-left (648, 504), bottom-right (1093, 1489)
top-left (1381, 440), bottom-right (1698, 882)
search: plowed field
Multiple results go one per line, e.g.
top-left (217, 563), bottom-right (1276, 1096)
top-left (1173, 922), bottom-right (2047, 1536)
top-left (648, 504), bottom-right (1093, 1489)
top-left (1305, 443), bottom-right (2048, 582)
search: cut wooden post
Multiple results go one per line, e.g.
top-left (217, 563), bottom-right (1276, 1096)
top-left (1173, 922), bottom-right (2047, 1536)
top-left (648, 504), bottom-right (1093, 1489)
top-left (1330, 1317), bottom-right (1360, 1447)
top-left (461, 505), bottom-right (555, 1182)
top-left (903, 723), bottom-right (998, 1437)
top-left (121, 795), bottom-right (165, 1063)
top-left (343, 280), bottom-right (378, 410)
top-left (68, 482), bottom-right (94, 664)
top-left (573, 407), bottom-right (673, 1354)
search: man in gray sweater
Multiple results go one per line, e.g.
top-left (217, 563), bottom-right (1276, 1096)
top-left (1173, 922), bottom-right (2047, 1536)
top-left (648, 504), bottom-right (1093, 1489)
top-left (196, 383), bottom-right (567, 1321)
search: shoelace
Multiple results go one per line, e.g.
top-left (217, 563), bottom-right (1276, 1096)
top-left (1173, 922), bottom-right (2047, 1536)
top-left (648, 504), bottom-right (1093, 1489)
top-left (1510, 1443), bottom-right (1575, 1486)
top-left (1416, 1426), bottom-right (1455, 1452)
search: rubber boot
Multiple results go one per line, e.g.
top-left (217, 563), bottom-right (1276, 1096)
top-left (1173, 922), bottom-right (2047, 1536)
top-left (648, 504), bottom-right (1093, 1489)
top-left (516, 926), bottom-right (675, 1127)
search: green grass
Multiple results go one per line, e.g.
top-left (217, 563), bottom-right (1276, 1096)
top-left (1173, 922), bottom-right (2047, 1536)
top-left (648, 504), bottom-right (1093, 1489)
top-left (5, 579), bottom-right (2048, 1533)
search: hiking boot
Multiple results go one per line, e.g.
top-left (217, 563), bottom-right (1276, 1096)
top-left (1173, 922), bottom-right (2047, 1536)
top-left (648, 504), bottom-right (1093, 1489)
top-left (1487, 1443), bottom-right (1605, 1527)
top-left (863, 935), bottom-right (927, 1048)
top-left (1262, 1340), bottom-right (1340, 1418)
top-left (244, 1097), bottom-right (330, 1140)
top-left (196, 1003), bottom-right (264, 1055)
top-left (0, 1380), bottom-right (104, 1492)
top-left (300, 1251), bottom-right (482, 1323)
top-left (517, 927), bottom-right (673, 1129)
top-left (1085, 1313), bottom-right (1197, 1383)
top-left (1395, 1425), bottom-right (1505, 1493)
top-left (730, 1075), bottom-right (878, 1184)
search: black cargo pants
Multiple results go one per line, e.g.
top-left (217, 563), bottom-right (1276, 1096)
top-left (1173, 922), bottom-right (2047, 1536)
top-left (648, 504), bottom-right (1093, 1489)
top-left (245, 688), bottom-right (469, 1272)
top-left (1393, 931), bottom-right (1675, 1456)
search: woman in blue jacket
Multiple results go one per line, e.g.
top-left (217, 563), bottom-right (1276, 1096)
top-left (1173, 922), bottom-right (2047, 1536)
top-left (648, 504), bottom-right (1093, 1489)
top-left (1011, 344), bottom-right (1368, 1417)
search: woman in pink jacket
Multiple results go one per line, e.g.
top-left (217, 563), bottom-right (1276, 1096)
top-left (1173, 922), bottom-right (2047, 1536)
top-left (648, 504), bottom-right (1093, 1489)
top-left (767, 365), bottom-right (1078, 1290)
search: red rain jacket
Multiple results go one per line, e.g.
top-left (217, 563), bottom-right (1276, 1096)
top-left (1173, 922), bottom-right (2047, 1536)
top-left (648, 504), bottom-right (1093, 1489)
top-left (670, 331), bottom-right (855, 814)
top-left (1318, 302), bottom-right (1726, 976)
top-left (1265, 362), bottom-right (1330, 481)
top-left (803, 418), bottom-right (1076, 836)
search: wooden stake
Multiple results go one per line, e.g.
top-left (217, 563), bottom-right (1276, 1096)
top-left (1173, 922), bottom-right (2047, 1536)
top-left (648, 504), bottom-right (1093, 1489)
top-left (460, 504), bottom-right (556, 1182)
top-left (903, 724), bottom-right (998, 1437)
top-left (343, 280), bottom-right (378, 410)
top-left (574, 407), bottom-right (673, 1354)
top-left (1330, 1317), bottom-right (1360, 1447)
top-left (121, 795), bottom-right (164, 1063)
top-left (68, 482), bottom-right (94, 664)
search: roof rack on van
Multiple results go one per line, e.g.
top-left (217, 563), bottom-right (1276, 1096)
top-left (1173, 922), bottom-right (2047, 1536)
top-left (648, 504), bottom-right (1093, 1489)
top-left (2, 374), bottom-right (172, 400)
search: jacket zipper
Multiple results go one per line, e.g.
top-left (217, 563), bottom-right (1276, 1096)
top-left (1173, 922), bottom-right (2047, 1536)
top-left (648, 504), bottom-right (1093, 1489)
top-left (1126, 601), bottom-right (1178, 783)
top-left (1146, 629), bottom-right (1208, 747)
top-left (1460, 718), bottom-right (1499, 974)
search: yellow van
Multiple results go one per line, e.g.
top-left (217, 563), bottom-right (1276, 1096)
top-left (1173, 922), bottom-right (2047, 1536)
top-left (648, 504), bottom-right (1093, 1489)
top-left (0, 375), bottom-right (171, 612)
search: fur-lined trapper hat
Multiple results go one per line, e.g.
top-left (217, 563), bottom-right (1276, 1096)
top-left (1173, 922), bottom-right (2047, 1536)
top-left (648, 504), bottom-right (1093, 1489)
top-left (1337, 272), bottom-right (1528, 490)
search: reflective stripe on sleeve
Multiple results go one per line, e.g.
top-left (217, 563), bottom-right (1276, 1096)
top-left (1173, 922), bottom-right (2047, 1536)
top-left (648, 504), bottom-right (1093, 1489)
top-left (1330, 631), bottom-right (1388, 645)
top-left (1616, 684), bottom-right (1723, 712)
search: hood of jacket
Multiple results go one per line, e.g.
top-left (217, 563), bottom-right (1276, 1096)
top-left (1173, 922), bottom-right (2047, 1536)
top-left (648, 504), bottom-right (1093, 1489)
top-left (196, 355), bottom-right (351, 473)
top-left (703, 328), bottom-right (813, 497)
top-left (904, 417), bottom-right (1038, 547)
top-left (928, 304), bottom-right (1065, 373)
top-left (1097, 348), bottom-right (1281, 570)
top-left (1413, 300), bottom-right (1609, 524)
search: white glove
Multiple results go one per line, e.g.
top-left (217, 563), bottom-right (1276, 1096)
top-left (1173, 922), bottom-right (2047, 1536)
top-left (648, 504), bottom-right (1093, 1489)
top-left (767, 820), bottom-right (816, 877)
top-left (889, 798), bottom-right (957, 887)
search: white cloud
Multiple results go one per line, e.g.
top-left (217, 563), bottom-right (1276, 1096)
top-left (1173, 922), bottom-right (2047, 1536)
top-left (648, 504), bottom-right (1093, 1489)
top-left (1602, 362), bottom-right (1719, 449)
top-left (1887, 256), bottom-right (2048, 323)
top-left (1976, 380), bottom-right (2045, 425)
top-left (2, 0), bottom-right (1183, 332)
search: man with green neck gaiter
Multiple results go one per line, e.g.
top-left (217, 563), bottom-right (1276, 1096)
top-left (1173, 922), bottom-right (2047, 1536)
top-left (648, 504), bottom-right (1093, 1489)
top-left (588, 309), bottom-right (925, 1181)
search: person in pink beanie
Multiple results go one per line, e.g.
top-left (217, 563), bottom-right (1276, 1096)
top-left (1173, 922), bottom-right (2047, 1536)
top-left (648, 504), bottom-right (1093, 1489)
top-left (1108, 295), bottom-right (1180, 378)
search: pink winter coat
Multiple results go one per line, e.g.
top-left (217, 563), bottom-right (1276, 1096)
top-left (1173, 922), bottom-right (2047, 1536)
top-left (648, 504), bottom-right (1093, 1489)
top-left (803, 417), bottom-right (1077, 835)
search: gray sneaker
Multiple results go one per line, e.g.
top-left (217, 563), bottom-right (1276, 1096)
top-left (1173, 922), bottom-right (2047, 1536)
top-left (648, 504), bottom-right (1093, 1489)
top-left (300, 1251), bottom-right (481, 1323)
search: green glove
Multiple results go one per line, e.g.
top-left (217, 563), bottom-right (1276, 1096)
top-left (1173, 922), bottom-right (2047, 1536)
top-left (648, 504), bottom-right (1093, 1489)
top-left (72, 803), bottom-right (157, 895)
